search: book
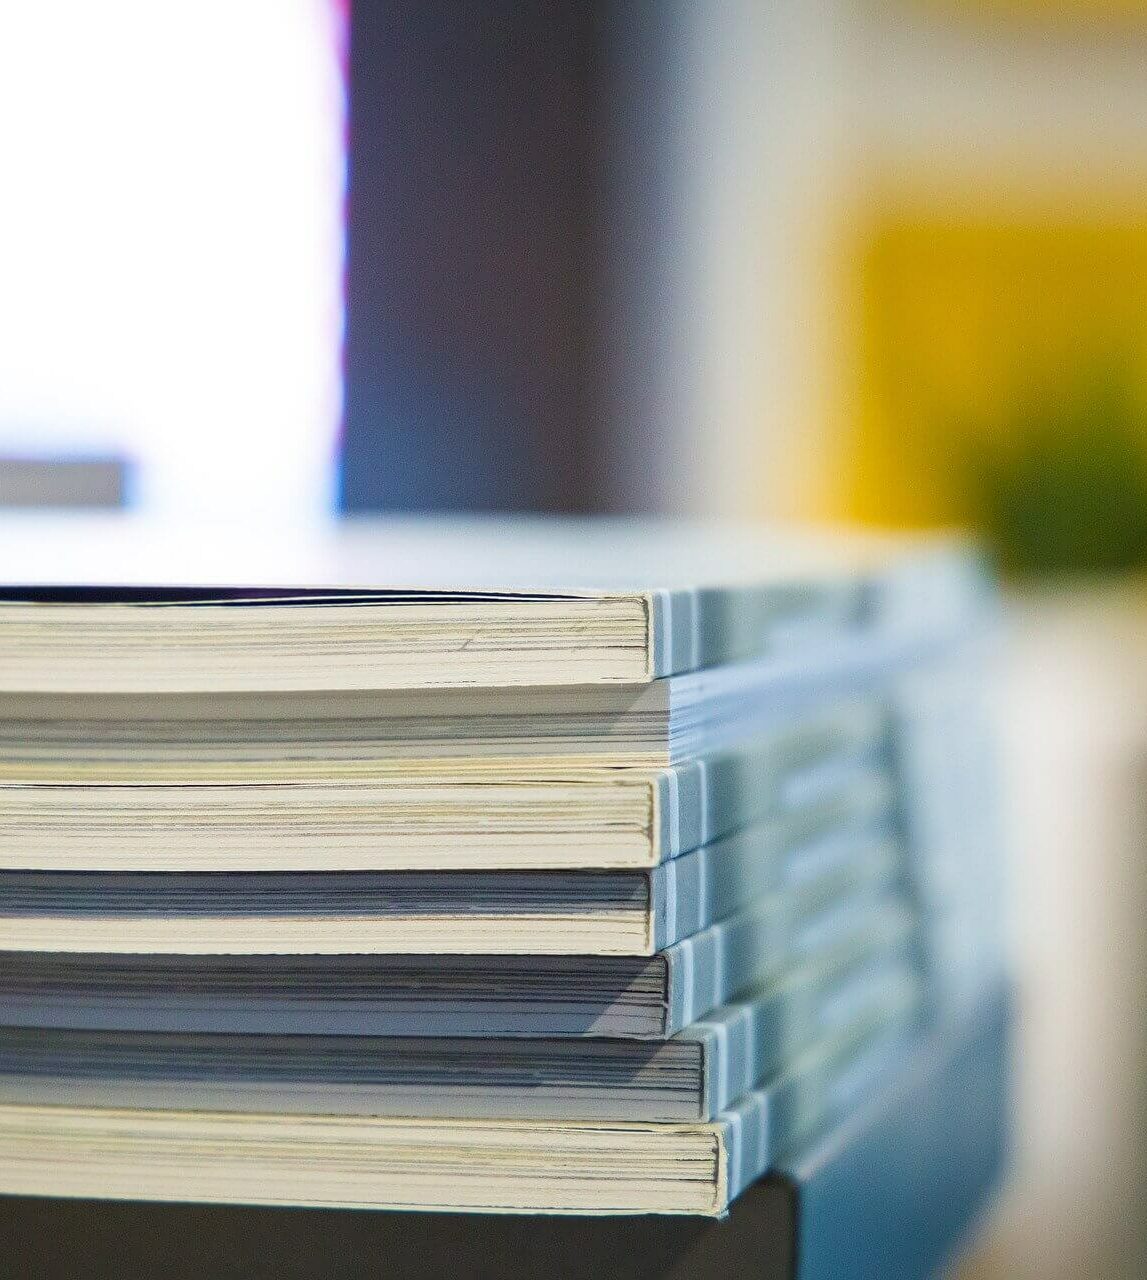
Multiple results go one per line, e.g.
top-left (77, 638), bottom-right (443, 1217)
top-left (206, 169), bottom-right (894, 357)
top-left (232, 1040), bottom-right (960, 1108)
top-left (0, 893), bottom-right (913, 1040)
top-left (892, 643), bottom-right (1005, 1011)
top-left (0, 519), bottom-right (985, 693)
top-left (0, 943), bottom-right (918, 1123)
top-left (0, 700), bottom-right (886, 871)
top-left (0, 985), bottom-right (1009, 1280)
top-left (0, 523), bottom-right (987, 784)
top-left (0, 779), bottom-right (895, 955)
top-left (0, 1003), bottom-right (918, 1216)
top-left (0, 629), bottom-right (948, 774)
top-left (0, 516), bottom-right (1000, 1224)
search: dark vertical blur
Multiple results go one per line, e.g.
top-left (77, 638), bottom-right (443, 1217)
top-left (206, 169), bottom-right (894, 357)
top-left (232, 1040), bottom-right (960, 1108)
top-left (340, 1), bottom-right (611, 513)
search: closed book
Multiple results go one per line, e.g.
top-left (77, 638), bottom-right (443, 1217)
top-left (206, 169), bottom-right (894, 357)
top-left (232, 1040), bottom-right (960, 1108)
top-left (0, 636), bottom-right (948, 774)
top-left (0, 999), bottom-right (919, 1216)
top-left (0, 940), bottom-right (918, 1122)
top-left (0, 889), bottom-right (912, 1040)
top-left (0, 700), bottom-right (886, 871)
top-left (0, 776), bottom-right (895, 956)
top-left (0, 518), bottom-right (986, 693)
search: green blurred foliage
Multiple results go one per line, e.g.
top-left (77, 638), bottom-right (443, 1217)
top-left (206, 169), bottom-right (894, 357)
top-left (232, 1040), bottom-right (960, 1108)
top-left (964, 363), bottom-right (1147, 577)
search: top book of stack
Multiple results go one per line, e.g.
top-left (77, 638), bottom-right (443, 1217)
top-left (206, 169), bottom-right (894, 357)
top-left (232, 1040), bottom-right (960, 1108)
top-left (0, 517), bottom-right (985, 693)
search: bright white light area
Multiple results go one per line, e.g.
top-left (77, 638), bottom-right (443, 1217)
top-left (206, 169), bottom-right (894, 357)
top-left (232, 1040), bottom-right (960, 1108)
top-left (0, 0), bottom-right (345, 519)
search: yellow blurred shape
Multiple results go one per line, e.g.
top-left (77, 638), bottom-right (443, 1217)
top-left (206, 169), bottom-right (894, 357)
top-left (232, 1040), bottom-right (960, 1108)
top-left (915, 0), bottom-right (1147, 22)
top-left (830, 211), bottom-right (1147, 528)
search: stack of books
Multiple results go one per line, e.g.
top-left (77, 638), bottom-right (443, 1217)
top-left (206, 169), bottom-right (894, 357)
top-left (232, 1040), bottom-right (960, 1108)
top-left (0, 520), bottom-right (1000, 1216)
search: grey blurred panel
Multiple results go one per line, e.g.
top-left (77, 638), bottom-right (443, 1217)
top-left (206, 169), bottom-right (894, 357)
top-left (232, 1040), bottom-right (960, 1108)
top-left (786, 984), bottom-right (1010, 1280)
top-left (340, 1), bottom-right (607, 514)
top-left (0, 456), bottom-right (128, 508)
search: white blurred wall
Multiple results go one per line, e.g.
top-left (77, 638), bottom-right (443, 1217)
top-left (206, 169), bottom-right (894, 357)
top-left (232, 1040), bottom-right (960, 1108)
top-left (0, 1), bottom-right (345, 520)
top-left (963, 592), bottom-right (1147, 1280)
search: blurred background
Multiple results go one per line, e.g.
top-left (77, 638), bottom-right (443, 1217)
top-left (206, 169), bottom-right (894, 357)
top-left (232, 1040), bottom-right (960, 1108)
top-left (1, 1), bottom-right (1146, 1275)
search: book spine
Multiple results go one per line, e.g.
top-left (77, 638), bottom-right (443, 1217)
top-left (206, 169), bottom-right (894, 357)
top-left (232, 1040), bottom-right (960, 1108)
top-left (718, 999), bottom-right (922, 1209)
top-left (693, 950), bottom-right (923, 1119)
top-left (650, 776), bottom-right (896, 950)
top-left (648, 580), bottom-right (873, 680)
top-left (662, 854), bottom-right (908, 1037)
top-left (891, 634), bottom-right (1005, 1015)
top-left (652, 699), bottom-right (892, 862)
top-left (717, 1089), bottom-right (773, 1215)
